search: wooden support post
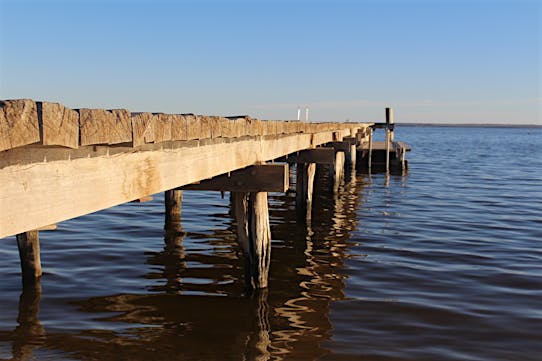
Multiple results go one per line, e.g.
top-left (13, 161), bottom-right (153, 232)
top-left (165, 189), bottom-right (183, 229)
top-left (16, 231), bottom-right (42, 283)
top-left (385, 128), bottom-right (390, 173)
top-left (296, 163), bottom-right (316, 221)
top-left (368, 128), bottom-right (373, 172)
top-left (345, 144), bottom-right (356, 170)
top-left (232, 192), bottom-right (271, 289)
top-left (331, 151), bottom-right (345, 192)
top-left (386, 107), bottom-right (394, 142)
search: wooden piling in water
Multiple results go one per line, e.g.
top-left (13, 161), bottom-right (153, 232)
top-left (331, 152), bottom-right (345, 192)
top-left (165, 190), bottom-right (183, 229)
top-left (16, 231), bottom-right (42, 283)
top-left (232, 192), bottom-right (272, 289)
top-left (296, 163), bottom-right (316, 221)
top-left (368, 128), bottom-right (373, 172)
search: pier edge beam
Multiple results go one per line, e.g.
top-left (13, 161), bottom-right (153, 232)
top-left (232, 191), bottom-right (272, 289)
top-left (331, 151), bottom-right (346, 192)
top-left (16, 231), bottom-right (42, 283)
top-left (296, 162), bottom-right (316, 221)
top-left (165, 189), bottom-right (183, 229)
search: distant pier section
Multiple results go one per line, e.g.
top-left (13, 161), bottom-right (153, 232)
top-left (1, 99), bottom-right (408, 289)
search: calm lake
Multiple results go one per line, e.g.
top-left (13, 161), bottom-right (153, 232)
top-left (1, 125), bottom-right (541, 361)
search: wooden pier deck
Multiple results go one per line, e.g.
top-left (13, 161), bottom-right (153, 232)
top-left (1, 99), bottom-right (375, 288)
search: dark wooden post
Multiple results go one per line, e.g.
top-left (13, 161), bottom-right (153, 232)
top-left (368, 128), bottom-right (373, 171)
top-left (232, 191), bottom-right (271, 289)
top-left (16, 231), bottom-right (42, 283)
top-left (165, 189), bottom-right (183, 229)
top-left (296, 163), bottom-right (316, 221)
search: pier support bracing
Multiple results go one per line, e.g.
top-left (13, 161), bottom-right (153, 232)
top-left (232, 192), bottom-right (271, 289)
top-left (296, 163), bottom-right (316, 222)
top-left (16, 231), bottom-right (42, 283)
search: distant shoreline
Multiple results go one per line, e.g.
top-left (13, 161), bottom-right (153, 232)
top-left (396, 123), bottom-right (542, 128)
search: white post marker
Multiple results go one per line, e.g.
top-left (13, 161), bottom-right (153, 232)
top-left (305, 107), bottom-right (309, 122)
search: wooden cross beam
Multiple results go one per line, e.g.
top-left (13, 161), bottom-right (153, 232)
top-left (329, 141), bottom-right (352, 152)
top-left (282, 147), bottom-right (335, 164)
top-left (180, 164), bottom-right (289, 192)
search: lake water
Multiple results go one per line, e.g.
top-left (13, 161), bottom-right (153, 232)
top-left (0, 125), bottom-right (541, 361)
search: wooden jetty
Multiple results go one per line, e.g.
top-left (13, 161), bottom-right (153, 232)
top-left (358, 107), bottom-right (411, 172)
top-left (0, 99), bottom-right (408, 289)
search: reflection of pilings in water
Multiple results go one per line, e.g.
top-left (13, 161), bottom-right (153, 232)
top-left (11, 283), bottom-right (45, 361)
top-left (244, 289), bottom-right (272, 361)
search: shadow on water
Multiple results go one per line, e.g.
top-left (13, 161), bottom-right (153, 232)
top-left (0, 164), bottom-right (366, 361)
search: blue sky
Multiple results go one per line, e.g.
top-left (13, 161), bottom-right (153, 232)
top-left (0, 0), bottom-right (540, 124)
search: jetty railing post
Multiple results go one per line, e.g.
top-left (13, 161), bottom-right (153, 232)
top-left (232, 191), bottom-right (272, 289)
top-left (296, 162), bottom-right (316, 222)
top-left (165, 189), bottom-right (183, 230)
top-left (16, 231), bottom-right (42, 283)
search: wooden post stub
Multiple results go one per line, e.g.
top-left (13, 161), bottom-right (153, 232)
top-left (16, 231), bottom-right (42, 283)
top-left (232, 191), bottom-right (271, 289)
top-left (165, 189), bottom-right (183, 229)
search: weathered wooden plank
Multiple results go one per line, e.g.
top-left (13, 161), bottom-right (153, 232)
top-left (39, 102), bottom-right (79, 148)
top-left (0, 99), bottom-right (40, 151)
top-left (285, 147), bottom-right (335, 164)
top-left (131, 112), bottom-right (154, 147)
top-left (130, 195), bottom-right (154, 203)
top-left (79, 108), bottom-right (110, 146)
top-left (181, 164), bottom-right (288, 192)
top-left (34, 224), bottom-right (57, 231)
top-left (171, 114), bottom-right (187, 141)
top-left (2, 132), bottom-right (341, 238)
top-left (80, 108), bottom-right (131, 146)
top-left (154, 113), bottom-right (172, 143)
top-left (185, 114), bottom-right (198, 139)
top-left (108, 109), bottom-right (132, 144)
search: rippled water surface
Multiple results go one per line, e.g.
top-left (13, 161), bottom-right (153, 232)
top-left (1, 126), bottom-right (541, 360)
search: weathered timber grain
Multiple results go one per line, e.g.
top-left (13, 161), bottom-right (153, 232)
top-left (233, 192), bottom-right (271, 289)
top-left (131, 112), bottom-right (154, 146)
top-left (171, 114), bottom-right (188, 141)
top-left (0, 99), bottom-right (40, 151)
top-left (80, 108), bottom-right (132, 146)
top-left (39, 102), bottom-right (79, 148)
top-left (154, 113), bottom-right (172, 143)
